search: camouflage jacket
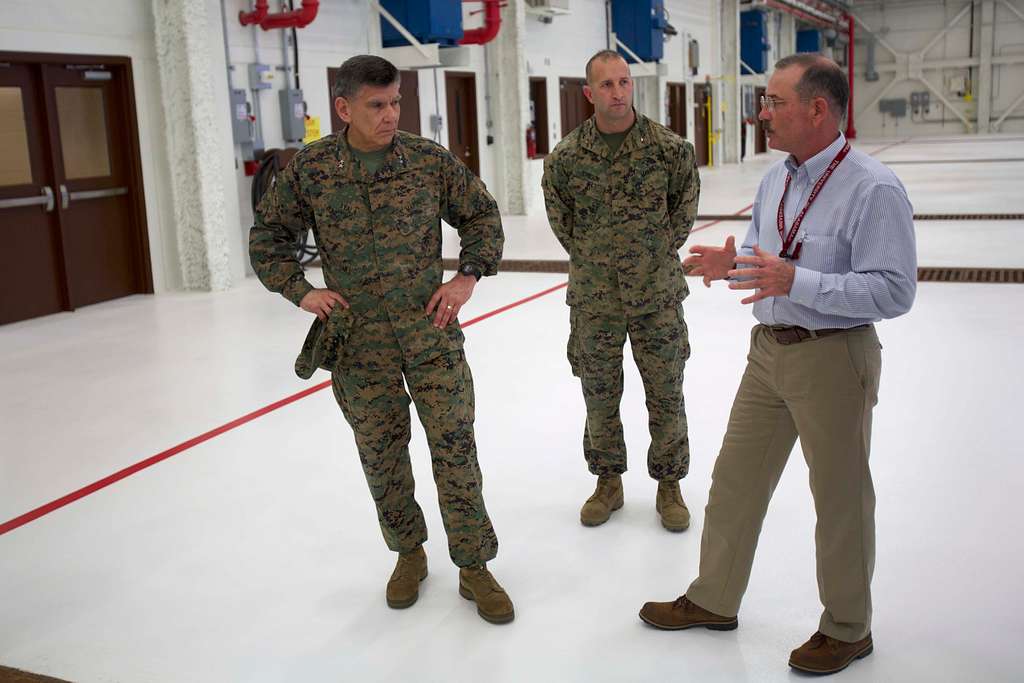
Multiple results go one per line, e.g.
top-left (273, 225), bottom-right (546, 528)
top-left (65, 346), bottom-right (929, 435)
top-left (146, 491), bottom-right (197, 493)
top-left (250, 130), bottom-right (504, 373)
top-left (542, 113), bottom-right (700, 316)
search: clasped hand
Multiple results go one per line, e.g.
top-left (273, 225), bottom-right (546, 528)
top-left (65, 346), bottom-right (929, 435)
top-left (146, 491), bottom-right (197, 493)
top-left (726, 246), bottom-right (796, 304)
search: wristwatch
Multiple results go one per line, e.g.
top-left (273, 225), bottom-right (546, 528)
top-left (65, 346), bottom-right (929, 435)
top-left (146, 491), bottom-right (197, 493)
top-left (458, 263), bottom-right (482, 281)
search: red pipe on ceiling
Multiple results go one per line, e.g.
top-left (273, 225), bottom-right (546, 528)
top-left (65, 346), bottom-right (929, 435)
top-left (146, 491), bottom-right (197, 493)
top-left (239, 0), bottom-right (269, 26)
top-left (459, 0), bottom-right (502, 45)
top-left (762, 0), bottom-right (837, 30)
top-left (240, 0), bottom-right (320, 30)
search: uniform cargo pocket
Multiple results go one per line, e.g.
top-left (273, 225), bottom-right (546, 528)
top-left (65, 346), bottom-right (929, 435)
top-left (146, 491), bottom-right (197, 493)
top-left (567, 308), bottom-right (582, 377)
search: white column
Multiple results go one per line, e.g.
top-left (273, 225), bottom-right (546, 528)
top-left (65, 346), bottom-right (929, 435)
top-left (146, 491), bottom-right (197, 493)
top-left (779, 12), bottom-right (796, 59)
top-left (152, 0), bottom-right (237, 291)
top-left (484, 0), bottom-right (529, 214)
top-left (977, 0), bottom-right (995, 132)
top-left (634, 74), bottom-right (663, 123)
top-left (720, 0), bottom-right (741, 163)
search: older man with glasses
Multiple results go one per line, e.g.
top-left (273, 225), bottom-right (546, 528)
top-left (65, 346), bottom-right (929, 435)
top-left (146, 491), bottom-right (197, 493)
top-left (638, 54), bottom-right (917, 676)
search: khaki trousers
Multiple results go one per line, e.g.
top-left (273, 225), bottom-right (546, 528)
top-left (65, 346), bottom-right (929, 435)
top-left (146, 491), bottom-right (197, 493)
top-left (686, 324), bottom-right (881, 642)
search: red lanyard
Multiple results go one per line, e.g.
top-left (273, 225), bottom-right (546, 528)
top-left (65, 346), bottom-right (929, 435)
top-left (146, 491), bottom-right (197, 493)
top-left (776, 141), bottom-right (851, 259)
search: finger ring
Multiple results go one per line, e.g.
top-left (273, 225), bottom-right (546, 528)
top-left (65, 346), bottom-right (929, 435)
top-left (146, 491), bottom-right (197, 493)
top-left (446, 304), bottom-right (453, 309)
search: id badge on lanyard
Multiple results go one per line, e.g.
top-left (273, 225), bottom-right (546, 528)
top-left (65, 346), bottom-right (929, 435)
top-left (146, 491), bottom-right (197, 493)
top-left (776, 141), bottom-right (851, 259)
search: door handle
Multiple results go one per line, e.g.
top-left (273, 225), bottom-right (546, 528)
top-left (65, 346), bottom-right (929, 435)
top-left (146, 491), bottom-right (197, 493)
top-left (69, 187), bottom-right (128, 202)
top-left (0, 186), bottom-right (56, 212)
top-left (58, 185), bottom-right (128, 210)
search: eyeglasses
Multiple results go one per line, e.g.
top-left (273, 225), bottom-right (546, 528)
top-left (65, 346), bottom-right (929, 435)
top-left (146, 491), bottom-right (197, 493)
top-left (759, 95), bottom-right (785, 112)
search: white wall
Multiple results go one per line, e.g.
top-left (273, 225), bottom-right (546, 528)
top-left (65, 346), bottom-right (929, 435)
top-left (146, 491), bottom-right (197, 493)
top-left (0, 0), bottom-right (182, 292)
top-left (521, 0), bottom-right (714, 147)
top-left (0, 0), bottom-right (250, 293)
top-left (0, 0), bottom-right (723, 291)
top-left (852, 0), bottom-right (1024, 137)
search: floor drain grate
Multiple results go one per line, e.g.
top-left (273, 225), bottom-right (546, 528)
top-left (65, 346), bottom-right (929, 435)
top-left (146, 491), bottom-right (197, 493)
top-left (695, 213), bottom-right (1024, 221)
top-left (918, 267), bottom-right (1024, 283)
top-left (913, 213), bottom-right (1024, 220)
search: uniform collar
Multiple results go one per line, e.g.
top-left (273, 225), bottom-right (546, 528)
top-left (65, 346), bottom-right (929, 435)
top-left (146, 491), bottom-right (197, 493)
top-left (579, 110), bottom-right (653, 159)
top-left (785, 132), bottom-right (847, 181)
top-left (335, 129), bottom-right (412, 183)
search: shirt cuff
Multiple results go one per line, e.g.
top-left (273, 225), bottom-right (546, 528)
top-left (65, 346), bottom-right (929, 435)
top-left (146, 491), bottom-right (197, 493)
top-left (788, 266), bottom-right (821, 307)
top-left (282, 276), bottom-right (315, 307)
top-left (459, 258), bottom-right (493, 278)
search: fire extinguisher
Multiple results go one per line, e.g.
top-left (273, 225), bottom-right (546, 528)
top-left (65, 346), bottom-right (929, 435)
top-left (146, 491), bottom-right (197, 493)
top-left (526, 125), bottom-right (537, 158)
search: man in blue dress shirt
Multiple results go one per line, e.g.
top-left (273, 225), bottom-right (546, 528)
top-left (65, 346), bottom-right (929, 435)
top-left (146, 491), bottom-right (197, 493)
top-left (638, 54), bottom-right (917, 676)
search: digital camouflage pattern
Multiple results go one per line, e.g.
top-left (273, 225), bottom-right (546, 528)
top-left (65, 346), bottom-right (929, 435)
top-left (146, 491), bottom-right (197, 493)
top-left (251, 130), bottom-right (503, 368)
top-left (542, 113), bottom-right (700, 316)
top-left (331, 317), bottom-right (497, 567)
top-left (250, 130), bottom-right (503, 566)
top-left (568, 304), bottom-right (691, 480)
top-left (543, 113), bottom-right (699, 481)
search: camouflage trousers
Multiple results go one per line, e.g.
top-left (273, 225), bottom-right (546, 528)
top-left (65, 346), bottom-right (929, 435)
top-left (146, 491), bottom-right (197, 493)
top-left (568, 304), bottom-right (691, 480)
top-left (330, 318), bottom-right (498, 568)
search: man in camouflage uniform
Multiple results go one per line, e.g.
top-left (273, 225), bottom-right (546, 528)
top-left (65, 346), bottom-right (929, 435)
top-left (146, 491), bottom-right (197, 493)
top-left (250, 55), bottom-right (514, 624)
top-left (542, 50), bottom-right (700, 531)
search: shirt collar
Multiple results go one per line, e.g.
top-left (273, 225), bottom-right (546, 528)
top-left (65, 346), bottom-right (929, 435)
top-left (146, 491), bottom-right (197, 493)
top-left (784, 132), bottom-right (847, 180)
top-left (580, 111), bottom-right (652, 159)
top-left (335, 129), bottom-right (411, 183)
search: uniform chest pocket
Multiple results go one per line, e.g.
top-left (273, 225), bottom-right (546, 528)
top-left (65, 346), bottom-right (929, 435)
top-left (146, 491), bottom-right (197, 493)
top-left (394, 209), bottom-right (442, 268)
top-left (397, 209), bottom-right (439, 236)
top-left (568, 171), bottom-right (607, 230)
top-left (568, 171), bottom-right (606, 201)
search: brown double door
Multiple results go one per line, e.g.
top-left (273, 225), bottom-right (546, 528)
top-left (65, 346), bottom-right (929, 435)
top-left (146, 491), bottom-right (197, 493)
top-left (559, 78), bottom-right (594, 138)
top-left (693, 83), bottom-right (711, 167)
top-left (667, 82), bottom-right (687, 138)
top-left (0, 55), bottom-right (150, 325)
top-left (445, 72), bottom-right (479, 176)
top-left (754, 86), bottom-right (767, 154)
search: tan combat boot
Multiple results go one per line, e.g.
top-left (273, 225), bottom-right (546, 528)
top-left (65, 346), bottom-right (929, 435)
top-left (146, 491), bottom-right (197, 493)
top-left (656, 480), bottom-right (690, 532)
top-left (580, 474), bottom-right (624, 526)
top-left (458, 565), bottom-right (515, 624)
top-left (386, 546), bottom-right (427, 609)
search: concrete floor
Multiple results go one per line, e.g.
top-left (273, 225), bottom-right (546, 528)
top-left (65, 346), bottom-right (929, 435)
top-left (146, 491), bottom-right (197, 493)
top-left (1, 135), bottom-right (1022, 682)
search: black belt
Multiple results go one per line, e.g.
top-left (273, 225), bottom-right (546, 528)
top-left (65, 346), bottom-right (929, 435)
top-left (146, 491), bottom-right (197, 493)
top-left (765, 324), bottom-right (868, 345)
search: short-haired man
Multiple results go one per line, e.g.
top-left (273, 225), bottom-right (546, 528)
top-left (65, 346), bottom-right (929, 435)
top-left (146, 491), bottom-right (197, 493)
top-left (542, 50), bottom-right (700, 531)
top-left (250, 55), bottom-right (514, 624)
top-left (639, 55), bottom-right (916, 675)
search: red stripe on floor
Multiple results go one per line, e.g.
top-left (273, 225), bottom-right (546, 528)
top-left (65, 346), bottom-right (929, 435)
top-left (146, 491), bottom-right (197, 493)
top-left (0, 184), bottom-right (859, 535)
top-left (0, 281), bottom-right (574, 536)
top-left (691, 203), bottom-right (754, 233)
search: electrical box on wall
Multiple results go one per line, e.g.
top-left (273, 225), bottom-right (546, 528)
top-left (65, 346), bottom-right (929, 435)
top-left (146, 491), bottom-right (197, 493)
top-left (948, 76), bottom-right (968, 97)
top-left (248, 63), bottom-right (273, 90)
top-left (279, 89), bottom-right (306, 142)
top-left (611, 0), bottom-right (668, 63)
top-left (380, 0), bottom-right (463, 48)
top-left (879, 98), bottom-right (907, 118)
top-left (910, 91), bottom-right (931, 115)
top-left (689, 38), bottom-right (700, 75)
top-left (796, 29), bottom-right (822, 53)
top-left (740, 10), bottom-right (770, 74)
top-left (230, 89), bottom-right (254, 144)
top-left (741, 84), bottom-right (757, 120)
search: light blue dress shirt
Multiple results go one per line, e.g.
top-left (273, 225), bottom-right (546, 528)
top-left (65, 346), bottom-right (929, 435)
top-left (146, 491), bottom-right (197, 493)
top-left (740, 132), bottom-right (918, 329)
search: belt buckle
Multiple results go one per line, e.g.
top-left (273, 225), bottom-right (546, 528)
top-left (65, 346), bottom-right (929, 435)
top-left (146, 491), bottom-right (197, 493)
top-left (772, 326), bottom-right (803, 345)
